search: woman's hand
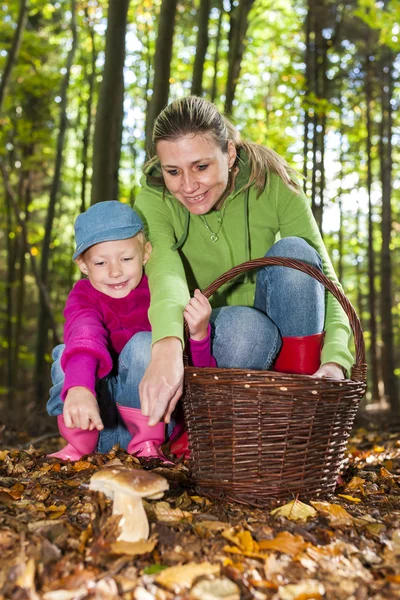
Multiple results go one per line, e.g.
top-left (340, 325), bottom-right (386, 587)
top-left (313, 362), bottom-right (345, 380)
top-left (63, 387), bottom-right (104, 430)
top-left (184, 289), bottom-right (212, 341)
top-left (139, 337), bottom-right (184, 425)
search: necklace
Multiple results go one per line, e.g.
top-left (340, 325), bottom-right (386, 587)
top-left (199, 201), bottom-right (229, 242)
top-left (200, 214), bottom-right (223, 242)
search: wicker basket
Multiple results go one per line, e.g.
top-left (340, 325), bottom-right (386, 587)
top-left (182, 257), bottom-right (367, 506)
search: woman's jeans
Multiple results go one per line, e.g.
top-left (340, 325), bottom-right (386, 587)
top-left (47, 331), bottom-right (153, 453)
top-left (209, 236), bottom-right (325, 369)
top-left (47, 237), bottom-right (324, 453)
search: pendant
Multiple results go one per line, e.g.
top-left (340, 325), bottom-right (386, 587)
top-left (210, 234), bottom-right (219, 242)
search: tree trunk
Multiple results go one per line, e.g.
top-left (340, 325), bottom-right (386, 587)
top-left (145, 0), bottom-right (178, 156)
top-left (14, 172), bottom-right (32, 382)
top-left (5, 187), bottom-right (17, 408)
top-left (210, 2), bottom-right (224, 103)
top-left (35, 0), bottom-right (77, 402)
top-left (191, 0), bottom-right (211, 96)
top-left (80, 10), bottom-right (96, 213)
top-left (91, 0), bottom-right (129, 204)
top-left (303, 7), bottom-right (312, 191)
top-left (379, 48), bottom-right (398, 412)
top-left (365, 52), bottom-right (380, 403)
top-left (224, 0), bottom-right (255, 116)
top-left (0, 0), bottom-right (29, 112)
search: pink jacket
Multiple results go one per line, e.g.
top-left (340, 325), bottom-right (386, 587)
top-left (61, 276), bottom-right (214, 399)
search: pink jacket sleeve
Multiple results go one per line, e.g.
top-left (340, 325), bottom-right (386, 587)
top-left (60, 282), bottom-right (112, 398)
top-left (187, 325), bottom-right (216, 368)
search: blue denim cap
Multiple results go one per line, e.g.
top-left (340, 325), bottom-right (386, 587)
top-left (73, 200), bottom-right (144, 260)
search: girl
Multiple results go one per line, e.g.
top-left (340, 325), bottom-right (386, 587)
top-left (47, 200), bottom-right (213, 461)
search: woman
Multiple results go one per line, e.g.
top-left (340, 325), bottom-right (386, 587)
top-left (135, 96), bottom-right (353, 431)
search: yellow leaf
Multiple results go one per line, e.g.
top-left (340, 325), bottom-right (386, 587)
top-left (155, 562), bottom-right (220, 593)
top-left (258, 532), bottom-right (308, 556)
top-left (311, 501), bottom-right (354, 526)
top-left (0, 450), bottom-right (9, 461)
top-left (46, 505), bottom-right (67, 518)
top-left (344, 476), bottom-right (366, 491)
top-left (111, 537), bottom-right (157, 556)
top-left (337, 494), bottom-right (362, 504)
top-left (271, 499), bottom-right (317, 522)
top-left (373, 445), bottom-right (385, 453)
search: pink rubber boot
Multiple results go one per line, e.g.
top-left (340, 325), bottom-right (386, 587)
top-left (48, 415), bottom-right (99, 461)
top-left (273, 332), bottom-right (324, 375)
top-left (117, 405), bottom-right (173, 464)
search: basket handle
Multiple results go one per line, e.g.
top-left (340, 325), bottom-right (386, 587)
top-left (200, 257), bottom-right (367, 383)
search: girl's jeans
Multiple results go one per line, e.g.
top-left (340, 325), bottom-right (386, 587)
top-left (47, 236), bottom-right (324, 453)
top-left (47, 331), bottom-right (153, 453)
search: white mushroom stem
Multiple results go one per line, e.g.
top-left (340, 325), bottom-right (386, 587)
top-left (112, 490), bottom-right (149, 543)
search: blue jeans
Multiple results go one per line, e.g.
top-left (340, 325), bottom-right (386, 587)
top-left (209, 237), bottom-right (325, 368)
top-left (47, 331), bottom-right (153, 453)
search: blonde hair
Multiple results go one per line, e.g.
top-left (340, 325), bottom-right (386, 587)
top-left (145, 96), bottom-right (300, 196)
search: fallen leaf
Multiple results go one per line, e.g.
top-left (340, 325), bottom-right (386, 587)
top-left (155, 562), bottom-right (220, 592)
top-left (111, 537), bottom-right (157, 556)
top-left (73, 460), bottom-right (96, 472)
top-left (311, 501), bottom-right (355, 526)
top-left (154, 501), bottom-right (192, 523)
top-left (337, 494), bottom-right (362, 503)
top-left (194, 520), bottom-right (230, 532)
top-left (270, 499), bottom-right (317, 521)
top-left (345, 476), bottom-right (366, 491)
top-left (46, 504), bottom-right (67, 518)
top-left (189, 576), bottom-right (241, 599)
top-left (258, 532), bottom-right (309, 556)
top-left (278, 580), bottom-right (325, 600)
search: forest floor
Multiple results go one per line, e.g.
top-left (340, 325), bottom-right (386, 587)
top-left (0, 412), bottom-right (399, 600)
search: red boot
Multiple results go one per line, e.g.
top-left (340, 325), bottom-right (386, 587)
top-left (48, 415), bottom-right (99, 461)
top-left (273, 332), bottom-right (324, 375)
top-left (117, 405), bottom-right (173, 464)
top-left (169, 431), bottom-right (190, 460)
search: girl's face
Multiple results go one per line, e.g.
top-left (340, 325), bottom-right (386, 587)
top-left (76, 235), bottom-right (151, 299)
top-left (157, 134), bottom-right (237, 214)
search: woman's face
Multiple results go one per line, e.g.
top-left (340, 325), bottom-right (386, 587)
top-left (157, 134), bottom-right (236, 214)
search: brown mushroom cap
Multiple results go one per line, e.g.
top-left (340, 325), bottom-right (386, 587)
top-left (89, 467), bottom-right (169, 499)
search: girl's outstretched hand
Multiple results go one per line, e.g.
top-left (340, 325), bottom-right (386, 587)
top-left (63, 386), bottom-right (104, 431)
top-left (313, 362), bottom-right (345, 380)
top-left (184, 289), bottom-right (212, 341)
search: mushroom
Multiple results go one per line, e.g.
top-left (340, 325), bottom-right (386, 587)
top-left (89, 467), bottom-right (169, 542)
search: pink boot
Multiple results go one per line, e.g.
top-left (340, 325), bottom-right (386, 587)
top-left (273, 332), bottom-right (324, 375)
top-left (48, 415), bottom-right (99, 461)
top-left (117, 405), bottom-right (173, 464)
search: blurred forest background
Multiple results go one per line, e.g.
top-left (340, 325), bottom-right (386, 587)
top-left (0, 0), bottom-right (399, 436)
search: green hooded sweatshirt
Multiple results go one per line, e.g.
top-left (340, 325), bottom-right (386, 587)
top-left (135, 157), bottom-right (354, 374)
